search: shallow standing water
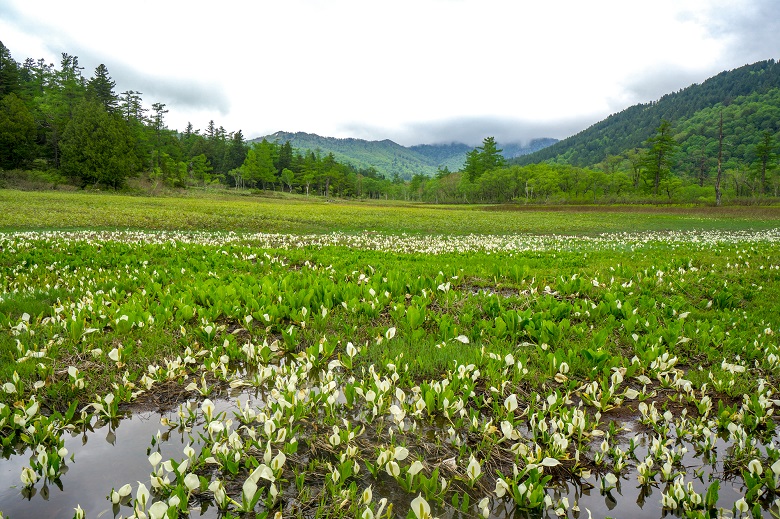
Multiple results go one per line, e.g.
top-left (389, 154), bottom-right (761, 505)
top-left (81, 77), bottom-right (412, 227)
top-left (0, 411), bottom-right (188, 518)
top-left (1, 389), bottom-right (777, 519)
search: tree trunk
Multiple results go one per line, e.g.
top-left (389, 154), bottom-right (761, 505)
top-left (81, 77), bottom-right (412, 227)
top-left (715, 111), bottom-right (723, 207)
top-left (761, 158), bottom-right (767, 195)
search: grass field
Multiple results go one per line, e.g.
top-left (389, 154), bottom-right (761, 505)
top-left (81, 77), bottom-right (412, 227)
top-left (3, 189), bottom-right (780, 234)
top-left (1, 189), bottom-right (780, 519)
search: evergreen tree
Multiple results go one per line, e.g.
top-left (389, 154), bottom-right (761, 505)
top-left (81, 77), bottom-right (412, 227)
top-left (55, 53), bottom-right (86, 119)
top-left (754, 131), bottom-right (775, 194)
top-left (151, 102), bottom-right (168, 135)
top-left (276, 141), bottom-right (293, 174)
top-left (119, 90), bottom-right (146, 122)
top-left (35, 53), bottom-right (87, 167)
top-left (254, 140), bottom-right (277, 189)
top-left (239, 142), bottom-right (276, 189)
top-left (211, 125), bottom-right (228, 174)
top-left (225, 130), bottom-right (248, 172)
top-left (463, 149), bottom-right (481, 182)
top-left (0, 41), bottom-right (21, 97)
top-left (87, 64), bottom-right (118, 113)
top-left (642, 120), bottom-right (677, 195)
top-left (189, 154), bottom-right (213, 185)
top-left (436, 166), bottom-right (451, 179)
top-left (463, 137), bottom-right (505, 182)
top-left (150, 102), bottom-right (169, 168)
top-left (16, 58), bottom-right (52, 104)
top-left (60, 99), bottom-right (136, 188)
top-left (0, 93), bottom-right (36, 169)
top-left (478, 136), bottom-right (505, 172)
top-left (181, 122), bottom-right (204, 158)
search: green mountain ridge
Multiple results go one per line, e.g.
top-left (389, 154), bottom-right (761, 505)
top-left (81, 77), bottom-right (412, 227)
top-left (515, 59), bottom-right (780, 170)
top-left (251, 131), bottom-right (557, 179)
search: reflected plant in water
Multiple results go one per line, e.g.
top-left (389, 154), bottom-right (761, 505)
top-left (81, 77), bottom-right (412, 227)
top-left (1, 228), bottom-right (780, 518)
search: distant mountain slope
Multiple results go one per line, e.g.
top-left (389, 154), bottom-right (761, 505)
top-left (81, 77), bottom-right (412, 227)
top-left (514, 59), bottom-right (780, 167)
top-left (256, 131), bottom-right (436, 178)
top-left (408, 142), bottom-right (472, 173)
top-left (252, 131), bottom-right (557, 179)
top-left (501, 138), bottom-right (559, 158)
top-left (671, 87), bottom-right (780, 183)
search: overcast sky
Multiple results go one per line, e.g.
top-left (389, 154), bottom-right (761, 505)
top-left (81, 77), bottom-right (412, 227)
top-left (1, 0), bottom-right (777, 146)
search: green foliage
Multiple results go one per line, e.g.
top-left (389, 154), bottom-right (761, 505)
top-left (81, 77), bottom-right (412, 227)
top-left (187, 153), bottom-right (214, 186)
top-left (259, 131), bottom-right (446, 179)
top-left (0, 93), bottom-right (36, 169)
top-left (507, 61), bottom-right (780, 202)
top-left (150, 152), bottom-right (187, 188)
top-left (1, 220), bottom-right (779, 516)
top-left (3, 36), bottom-right (780, 205)
top-left (754, 131), bottom-right (776, 194)
top-left (517, 59), bottom-right (780, 168)
top-left (500, 81), bottom-right (780, 202)
top-left (60, 100), bottom-right (137, 188)
top-left (86, 64), bottom-right (118, 114)
top-left (258, 132), bottom-right (551, 181)
top-left (642, 119), bottom-right (677, 195)
top-left (0, 41), bottom-right (21, 98)
top-left (280, 168), bottom-right (295, 192)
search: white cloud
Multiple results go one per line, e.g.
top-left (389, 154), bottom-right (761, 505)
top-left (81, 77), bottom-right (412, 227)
top-left (1, 0), bottom-right (776, 144)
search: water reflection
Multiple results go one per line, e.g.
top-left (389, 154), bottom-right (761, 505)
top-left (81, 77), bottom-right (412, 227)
top-left (2, 389), bottom-right (779, 518)
top-left (0, 400), bottom-right (229, 519)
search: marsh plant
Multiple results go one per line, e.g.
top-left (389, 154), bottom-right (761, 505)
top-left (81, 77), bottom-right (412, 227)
top-left (0, 229), bottom-right (779, 518)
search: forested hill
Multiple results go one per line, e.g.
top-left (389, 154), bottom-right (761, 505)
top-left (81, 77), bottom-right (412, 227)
top-left (253, 131), bottom-right (557, 179)
top-left (514, 59), bottom-right (780, 167)
top-left (254, 132), bottom-right (444, 178)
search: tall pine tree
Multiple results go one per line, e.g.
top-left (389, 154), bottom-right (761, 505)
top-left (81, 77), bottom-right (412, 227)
top-left (60, 99), bottom-right (136, 188)
top-left (87, 64), bottom-right (118, 113)
top-left (754, 131), bottom-right (775, 195)
top-left (0, 41), bottom-right (21, 97)
top-left (642, 120), bottom-right (677, 195)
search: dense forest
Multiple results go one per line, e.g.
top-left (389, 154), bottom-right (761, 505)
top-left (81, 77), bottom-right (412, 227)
top-left (515, 60), bottom-right (780, 167)
top-left (1, 39), bottom-right (778, 204)
top-left (0, 42), bottom-right (400, 197)
top-left (256, 132), bottom-right (556, 179)
top-left (257, 132), bottom-right (457, 179)
top-left (455, 60), bottom-right (778, 204)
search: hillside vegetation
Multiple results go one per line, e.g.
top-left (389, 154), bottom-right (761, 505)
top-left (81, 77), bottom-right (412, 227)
top-left (515, 60), bottom-right (780, 169)
top-left (1, 37), bottom-right (778, 206)
top-left (397, 60), bottom-right (780, 205)
top-left (255, 131), bottom-right (556, 179)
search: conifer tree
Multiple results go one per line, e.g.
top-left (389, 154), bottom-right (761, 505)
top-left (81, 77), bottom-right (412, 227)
top-left (60, 99), bottom-right (136, 188)
top-left (478, 136), bottom-right (505, 172)
top-left (0, 41), bottom-right (21, 97)
top-left (642, 120), bottom-right (676, 195)
top-left (0, 93), bottom-right (36, 168)
top-left (754, 131), bottom-right (775, 194)
top-left (87, 64), bottom-right (118, 113)
top-left (463, 137), bottom-right (504, 182)
top-left (119, 90), bottom-right (146, 122)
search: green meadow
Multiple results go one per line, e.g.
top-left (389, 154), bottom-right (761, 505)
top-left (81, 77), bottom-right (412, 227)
top-left (1, 190), bottom-right (780, 519)
top-left (3, 189), bottom-right (780, 234)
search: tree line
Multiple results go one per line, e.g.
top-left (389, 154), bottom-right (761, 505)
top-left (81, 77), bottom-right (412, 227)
top-left (402, 122), bottom-right (777, 204)
top-left (1, 41), bottom-right (777, 204)
top-left (518, 59), bottom-right (780, 168)
top-left (0, 41), bottom-right (400, 196)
